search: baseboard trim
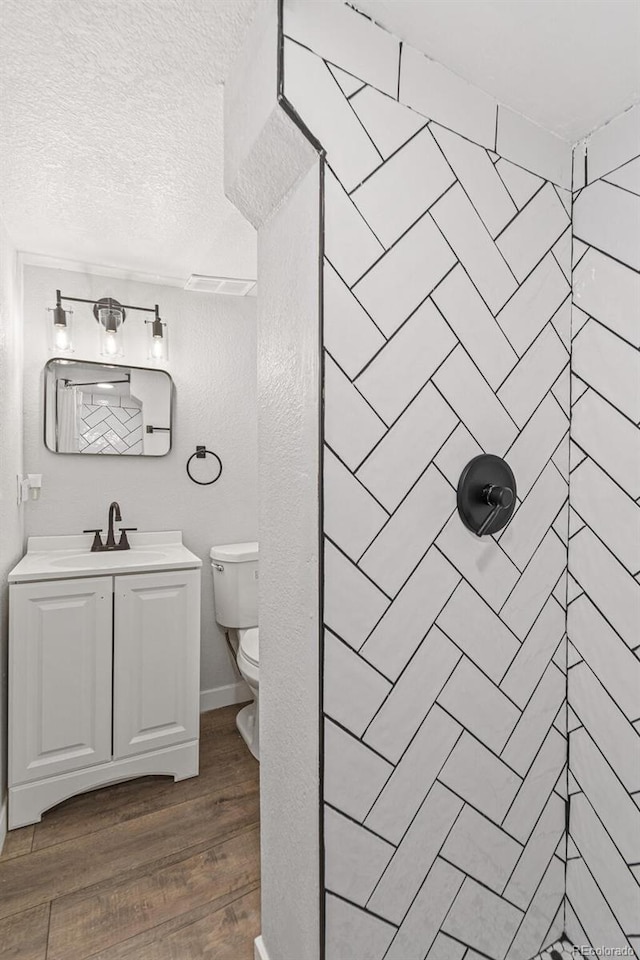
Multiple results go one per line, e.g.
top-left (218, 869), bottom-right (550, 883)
top-left (200, 680), bottom-right (250, 713)
top-left (0, 795), bottom-right (7, 856)
top-left (254, 935), bottom-right (270, 960)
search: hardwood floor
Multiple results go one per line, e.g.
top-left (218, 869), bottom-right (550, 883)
top-left (0, 705), bottom-right (261, 960)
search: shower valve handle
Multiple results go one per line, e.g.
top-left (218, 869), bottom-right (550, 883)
top-left (457, 455), bottom-right (517, 537)
top-left (476, 485), bottom-right (514, 537)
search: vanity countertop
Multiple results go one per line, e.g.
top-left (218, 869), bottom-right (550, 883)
top-left (8, 531), bottom-right (202, 583)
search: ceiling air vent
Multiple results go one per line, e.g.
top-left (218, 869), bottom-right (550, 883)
top-left (184, 275), bottom-right (256, 296)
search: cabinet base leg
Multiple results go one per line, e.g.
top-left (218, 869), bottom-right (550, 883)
top-left (8, 740), bottom-right (199, 830)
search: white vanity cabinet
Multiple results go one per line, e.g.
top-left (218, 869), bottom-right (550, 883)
top-left (10, 577), bottom-right (114, 786)
top-left (8, 535), bottom-right (202, 830)
top-left (114, 571), bottom-right (200, 759)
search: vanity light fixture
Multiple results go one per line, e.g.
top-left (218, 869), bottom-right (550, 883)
top-left (49, 291), bottom-right (169, 363)
top-left (48, 292), bottom-right (74, 353)
top-left (146, 309), bottom-right (168, 363)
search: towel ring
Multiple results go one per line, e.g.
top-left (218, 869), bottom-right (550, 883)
top-left (186, 446), bottom-right (223, 486)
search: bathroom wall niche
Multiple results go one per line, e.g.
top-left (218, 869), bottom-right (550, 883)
top-left (44, 358), bottom-right (172, 456)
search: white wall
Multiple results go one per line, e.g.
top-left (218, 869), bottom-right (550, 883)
top-left (0, 218), bottom-right (24, 847)
top-left (22, 264), bottom-right (258, 700)
top-left (257, 162), bottom-right (322, 960)
top-left (566, 105), bottom-right (640, 956)
top-left (129, 367), bottom-right (172, 457)
top-left (223, 0), bottom-right (318, 230)
top-left (225, 5), bottom-right (323, 959)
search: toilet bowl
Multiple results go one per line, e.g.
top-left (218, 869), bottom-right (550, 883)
top-left (236, 627), bottom-right (259, 759)
top-left (210, 542), bottom-right (260, 761)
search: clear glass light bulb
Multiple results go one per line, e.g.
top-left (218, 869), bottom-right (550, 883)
top-left (104, 330), bottom-right (118, 355)
top-left (147, 317), bottom-right (167, 362)
top-left (54, 325), bottom-right (69, 350)
top-left (49, 305), bottom-right (73, 353)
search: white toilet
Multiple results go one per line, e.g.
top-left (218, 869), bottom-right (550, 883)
top-left (210, 542), bottom-right (260, 760)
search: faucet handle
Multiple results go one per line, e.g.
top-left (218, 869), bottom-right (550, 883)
top-left (83, 529), bottom-right (104, 552)
top-left (117, 527), bottom-right (137, 550)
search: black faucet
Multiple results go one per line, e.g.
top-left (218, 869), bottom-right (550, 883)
top-left (106, 500), bottom-right (121, 548)
top-left (84, 501), bottom-right (137, 552)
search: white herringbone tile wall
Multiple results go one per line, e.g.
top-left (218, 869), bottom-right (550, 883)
top-left (283, 3), bottom-right (572, 958)
top-left (78, 396), bottom-right (143, 454)
top-left (566, 109), bottom-right (640, 956)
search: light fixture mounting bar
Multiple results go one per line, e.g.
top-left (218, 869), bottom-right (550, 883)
top-left (56, 291), bottom-right (160, 315)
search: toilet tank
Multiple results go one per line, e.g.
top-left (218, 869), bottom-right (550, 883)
top-left (210, 542), bottom-right (258, 628)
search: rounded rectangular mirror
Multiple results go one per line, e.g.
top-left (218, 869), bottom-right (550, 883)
top-left (44, 359), bottom-right (173, 456)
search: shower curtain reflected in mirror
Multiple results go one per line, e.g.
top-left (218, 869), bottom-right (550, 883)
top-left (56, 382), bottom-right (81, 453)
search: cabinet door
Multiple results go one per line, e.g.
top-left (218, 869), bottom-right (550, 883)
top-left (114, 569), bottom-right (200, 758)
top-left (9, 577), bottom-right (113, 786)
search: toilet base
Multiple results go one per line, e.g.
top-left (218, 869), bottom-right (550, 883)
top-left (236, 701), bottom-right (259, 761)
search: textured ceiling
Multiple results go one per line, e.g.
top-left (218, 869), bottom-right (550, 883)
top-left (2, 1), bottom-right (638, 281)
top-left (0, 0), bottom-right (259, 280)
top-left (353, 0), bottom-right (640, 142)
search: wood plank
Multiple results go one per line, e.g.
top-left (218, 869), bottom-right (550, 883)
top-left (0, 824), bottom-right (34, 862)
top-left (115, 887), bottom-right (260, 960)
top-left (200, 704), bottom-right (249, 741)
top-left (0, 777), bottom-right (259, 921)
top-left (1, 708), bottom-right (260, 960)
top-left (28, 706), bottom-right (241, 846)
top-left (0, 902), bottom-right (50, 960)
top-left (28, 827), bottom-right (257, 914)
top-left (47, 826), bottom-right (260, 960)
top-left (88, 884), bottom-right (259, 960)
top-left (32, 731), bottom-right (257, 851)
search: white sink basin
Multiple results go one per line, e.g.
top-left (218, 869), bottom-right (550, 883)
top-left (49, 550), bottom-right (169, 569)
top-left (8, 532), bottom-right (202, 583)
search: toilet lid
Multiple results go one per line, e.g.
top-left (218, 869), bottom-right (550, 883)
top-left (239, 627), bottom-right (259, 666)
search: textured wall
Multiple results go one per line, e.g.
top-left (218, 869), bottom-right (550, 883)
top-left (283, 2), bottom-right (573, 957)
top-left (566, 106), bottom-right (640, 956)
top-left (22, 265), bottom-right (258, 700)
top-left (224, 0), bottom-right (315, 230)
top-left (0, 218), bottom-right (23, 840)
top-left (224, 6), bottom-right (324, 958)
top-left (257, 161), bottom-right (322, 960)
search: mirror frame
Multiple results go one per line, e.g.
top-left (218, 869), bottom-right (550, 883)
top-left (43, 357), bottom-right (174, 457)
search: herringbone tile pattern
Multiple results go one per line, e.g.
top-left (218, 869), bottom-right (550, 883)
top-left (284, 36), bottom-right (572, 960)
top-left (566, 144), bottom-right (640, 956)
top-left (79, 400), bottom-right (143, 455)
